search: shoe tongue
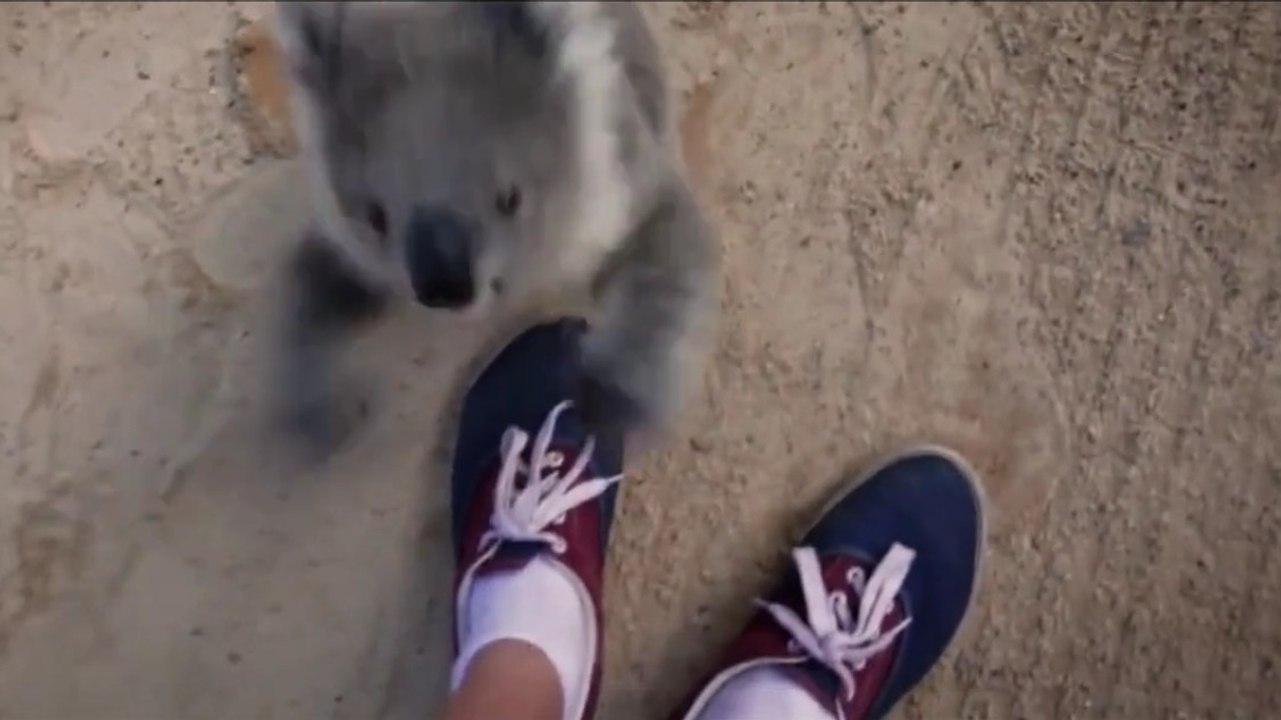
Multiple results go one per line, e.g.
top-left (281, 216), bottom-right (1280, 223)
top-left (481, 540), bottom-right (545, 574)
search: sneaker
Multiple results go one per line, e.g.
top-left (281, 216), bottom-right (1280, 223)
top-left (672, 446), bottom-right (985, 720)
top-left (451, 318), bottom-right (625, 720)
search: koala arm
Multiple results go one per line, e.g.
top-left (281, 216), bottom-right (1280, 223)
top-left (276, 229), bottom-right (389, 450)
top-left (579, 181), bottom-right (717, 437)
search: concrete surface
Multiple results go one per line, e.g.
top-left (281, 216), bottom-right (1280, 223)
top-left (1, 2), bottom-right (1279, 718)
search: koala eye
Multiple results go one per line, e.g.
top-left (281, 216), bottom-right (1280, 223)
top-left (365, 202), bottom-right (389, 236)
top-left (495, 187), bottom-right (522, 217)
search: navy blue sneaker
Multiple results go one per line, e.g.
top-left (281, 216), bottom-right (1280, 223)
top-left (450, 318), bottom-right (625, 720)
top-left (673, 446), bottom-right (985, 720)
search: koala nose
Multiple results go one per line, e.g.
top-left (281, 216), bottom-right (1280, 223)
top-left (405, 208), bottom-right (476, 309)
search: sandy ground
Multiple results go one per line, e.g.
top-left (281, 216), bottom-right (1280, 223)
top-left (1, 2), bottom-right (1279, 718)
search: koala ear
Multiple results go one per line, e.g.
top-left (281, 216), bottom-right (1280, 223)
top-left (273, 1), bottom-right (348, 92)
top-left (479, 2), bottom-right (553, 60)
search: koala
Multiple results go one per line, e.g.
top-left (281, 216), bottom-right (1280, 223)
top-left (270, 1), bottom-right (716, 450)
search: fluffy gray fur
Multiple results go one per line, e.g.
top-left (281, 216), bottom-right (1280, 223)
top-left (271, 1), bottom-right (716, 449)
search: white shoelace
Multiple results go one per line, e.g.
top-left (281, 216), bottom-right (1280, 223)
top-left (756, 544), bottom-right (916, 702)
top-left (479, 401), bottom-right (623, 555)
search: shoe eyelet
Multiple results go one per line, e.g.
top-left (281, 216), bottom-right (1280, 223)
top-left (546, 451), bottom-right (564, 469)
top-left (846, 567), bottom-right (866, 593)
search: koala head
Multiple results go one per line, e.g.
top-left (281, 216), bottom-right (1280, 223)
top-left (275, 2), bottom-right (633, 312)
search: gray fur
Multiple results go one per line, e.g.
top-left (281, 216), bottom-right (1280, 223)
top-left (272, 1), bottom-right (716, 447)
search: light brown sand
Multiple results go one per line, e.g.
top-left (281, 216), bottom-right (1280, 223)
top-left (0, 2), bottom-right (1278, 718)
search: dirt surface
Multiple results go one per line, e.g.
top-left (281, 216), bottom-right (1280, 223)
top-left (1, 2), bottom-right (1279, 718)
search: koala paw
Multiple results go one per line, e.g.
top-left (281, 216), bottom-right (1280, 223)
top-left (576, 358), bottom-right (677, 440)
top-left (576, 369), bottom-right (644, 438)
top-left (276, 376), bottom-right (376, 463)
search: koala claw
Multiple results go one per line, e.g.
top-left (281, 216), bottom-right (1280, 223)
top-left (276, 377), bottom-right (375, 462)
top-left (576, 369), bottom-right (645, 438)
top-left (577, 351), bottom-right (681, 442)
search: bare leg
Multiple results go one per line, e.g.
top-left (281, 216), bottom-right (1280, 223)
top-left (444, 640), bottom-right (562, 720)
